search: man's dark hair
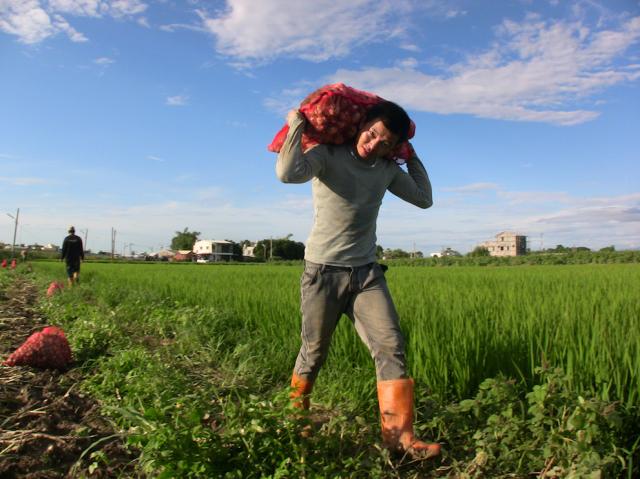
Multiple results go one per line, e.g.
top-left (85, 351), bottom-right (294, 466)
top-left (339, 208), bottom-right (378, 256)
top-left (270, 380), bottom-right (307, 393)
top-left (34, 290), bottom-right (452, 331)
top-left (364, 101), bottom-right (411, 144)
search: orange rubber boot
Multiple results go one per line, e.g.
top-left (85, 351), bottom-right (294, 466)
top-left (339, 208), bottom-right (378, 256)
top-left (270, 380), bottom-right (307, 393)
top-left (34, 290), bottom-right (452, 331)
top-left (290, 373), bottom-right (313, 410)
top-left (377, 378), bottom-right (441, 459)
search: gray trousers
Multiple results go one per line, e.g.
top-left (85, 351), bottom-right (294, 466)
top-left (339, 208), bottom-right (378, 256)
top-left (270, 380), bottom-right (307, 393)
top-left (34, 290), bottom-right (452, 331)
top-left (293, 261), bottom-right (407, 382)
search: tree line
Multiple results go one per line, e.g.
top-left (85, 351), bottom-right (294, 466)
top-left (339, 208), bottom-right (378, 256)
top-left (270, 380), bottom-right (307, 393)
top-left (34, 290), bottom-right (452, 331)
top-left (170, 228), bottom-right (305, 261)
top-left (169, 228), bottom-right (638, 264)
top-left (170, 229), bottom-right (429, 261)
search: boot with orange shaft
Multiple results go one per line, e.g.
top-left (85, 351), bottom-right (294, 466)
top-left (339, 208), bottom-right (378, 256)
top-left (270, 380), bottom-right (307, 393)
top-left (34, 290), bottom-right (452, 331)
top-left (290, 373), bottom-right (313, 410)
top-left (377, 378), bottom-right (441, 458)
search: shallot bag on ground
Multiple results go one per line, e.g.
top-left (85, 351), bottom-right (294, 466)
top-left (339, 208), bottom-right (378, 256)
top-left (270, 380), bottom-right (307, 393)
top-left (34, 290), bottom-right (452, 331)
top-left (4, 326), bottom-right (73, 370)
top-left (268, 83), bottom-right (415, 163)
top-left (47, 280), bottom-right (64, 297)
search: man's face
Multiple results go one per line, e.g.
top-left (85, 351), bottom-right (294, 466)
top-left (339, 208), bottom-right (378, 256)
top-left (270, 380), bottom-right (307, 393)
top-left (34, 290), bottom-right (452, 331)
top-left (355, 120), bottom-right (398, 160)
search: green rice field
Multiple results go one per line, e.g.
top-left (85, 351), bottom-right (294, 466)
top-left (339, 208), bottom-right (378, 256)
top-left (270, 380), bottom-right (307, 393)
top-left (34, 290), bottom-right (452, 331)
top-left (23, 262), bottom-right (640, 477)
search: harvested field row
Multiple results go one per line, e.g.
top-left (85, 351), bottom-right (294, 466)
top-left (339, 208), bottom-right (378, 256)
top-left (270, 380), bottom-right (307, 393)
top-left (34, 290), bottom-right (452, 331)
top-left (18, 261), bottom-right (640, 478)
top-left (0, 272), bottom-right (139, 478)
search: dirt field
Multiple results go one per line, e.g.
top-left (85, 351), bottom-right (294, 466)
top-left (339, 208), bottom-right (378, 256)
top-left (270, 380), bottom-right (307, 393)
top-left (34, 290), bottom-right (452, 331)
top-left (0, 274), bottom-right (140, 478)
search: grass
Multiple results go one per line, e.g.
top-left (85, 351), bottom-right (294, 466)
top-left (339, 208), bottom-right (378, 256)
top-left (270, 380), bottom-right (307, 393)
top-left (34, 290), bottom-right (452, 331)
top-left (13, 261), bottom-right (640, 477)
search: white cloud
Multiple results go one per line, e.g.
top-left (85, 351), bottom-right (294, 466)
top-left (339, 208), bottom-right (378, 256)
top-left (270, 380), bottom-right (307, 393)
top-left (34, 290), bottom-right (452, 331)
top-left (444, 9), bottom-right (466, 19)
top-left (441, 182), bottom-right (499, 193)
top-left (404, 186), bottom-right (640, 252)
top-left (399, 43), bottom-right (420, 52)
top-left (106, 0), bottom-right (146, 17)
top-left (7, 195), bottom-right (315, 252)
top-left (94, 56), bottom-right (115, 65)
top-left (278, 194), bottom-right (314, 212)
top-left (0, 1), bottom-right (54, 44)
top-left (496, 190), bottom-right (574, 205)
top-left (48, 0), bottom-right (147, 18)
top-left (327, 15), bottom-right (640, 125)
top-left (166, 95), bottom-right (189, 106)
top-left (52, 13), bottom-right (88, 41)
top-left (263, 81), bottom-right (318, 115)
top-left (197, 0), bottom-right (410, 64)
top-left (136, 15), bottom-right (149, 28)
top-left (396, 57), bottom-right (419, 69)
top-left (146, 155), bottom-right (164, 162)
top-left (415, 0), bottom-right (467, 20)
top-left (0, 0), bottom-right (147, 43)
top-left (159, 22), bottom-right (206, 33)
top-left (533, 204), bottom-right (640, 226)
top-left (4, 184), bottom-right (638, 254)
top-left (47, 0), bottom-right (102, 17)
top-left (582, 192), bottom-right (640, 206)
top-left (0, 176), bottom-right (49, 186)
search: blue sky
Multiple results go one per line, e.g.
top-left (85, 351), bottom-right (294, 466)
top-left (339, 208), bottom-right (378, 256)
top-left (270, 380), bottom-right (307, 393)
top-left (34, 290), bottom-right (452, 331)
top-left (1, 0), bottom-right (639, 255)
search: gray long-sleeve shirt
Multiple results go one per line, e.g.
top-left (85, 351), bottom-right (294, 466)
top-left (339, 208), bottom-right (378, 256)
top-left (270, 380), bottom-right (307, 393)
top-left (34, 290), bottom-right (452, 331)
top-left (276, 114), bottom-right (433, 267)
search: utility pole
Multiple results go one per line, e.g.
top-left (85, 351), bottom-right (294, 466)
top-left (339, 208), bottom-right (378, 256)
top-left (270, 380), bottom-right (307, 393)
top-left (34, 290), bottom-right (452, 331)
top-left (270, 236), bottom-right (273, 261)
top-left (80, 228), bottom-right (88, 253)
top-left (6, 208), bottom-right (19, 257)
top-left (111, 228), bottom-right (117, 259)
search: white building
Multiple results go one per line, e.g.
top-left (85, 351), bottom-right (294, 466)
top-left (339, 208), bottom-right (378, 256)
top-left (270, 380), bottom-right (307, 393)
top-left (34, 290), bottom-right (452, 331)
top-left (193, 239), bottom-right (234, 262)
top-left (242, 243), bottom-right (257, 258)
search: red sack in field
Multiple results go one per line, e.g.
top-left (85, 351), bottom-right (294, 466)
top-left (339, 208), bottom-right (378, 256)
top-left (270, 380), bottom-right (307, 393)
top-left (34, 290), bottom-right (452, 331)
top-left (1, 259), bottom-right (6, 268)
top-left (268, 83), bottom-right (415, 163)
top-left (4, 326), bottom-right (73, 370)
top-left (10, 259), bottom-right (16, 269)
top-left (46, 281), bottom-right (64, 297)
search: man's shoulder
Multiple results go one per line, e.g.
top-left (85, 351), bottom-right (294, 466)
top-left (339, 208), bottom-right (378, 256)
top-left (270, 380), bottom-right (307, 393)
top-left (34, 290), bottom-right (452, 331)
top-left (318, 144), bottom-right (351, 165)
top-left (306, 142), bottom-right (336, 157)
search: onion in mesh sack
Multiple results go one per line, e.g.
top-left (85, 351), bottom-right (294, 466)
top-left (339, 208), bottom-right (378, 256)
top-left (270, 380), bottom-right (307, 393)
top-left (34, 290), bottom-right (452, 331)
top-left (47, 281), bottom-right (64, 297)
top-left (268, 83), bottom-right (415, 164)
top-left (4, 326), bottom-right (73, 370)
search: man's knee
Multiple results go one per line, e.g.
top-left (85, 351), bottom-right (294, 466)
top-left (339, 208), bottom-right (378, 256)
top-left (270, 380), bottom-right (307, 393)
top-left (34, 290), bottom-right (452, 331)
top-left (301, 339), bottom-right (331, 364)
top-left (374, 350), bottom-right (407, 380)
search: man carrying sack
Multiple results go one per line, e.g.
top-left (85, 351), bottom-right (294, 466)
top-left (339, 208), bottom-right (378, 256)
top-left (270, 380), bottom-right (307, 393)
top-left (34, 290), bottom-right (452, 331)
top-left (275, 99), bottom-right (440, 459)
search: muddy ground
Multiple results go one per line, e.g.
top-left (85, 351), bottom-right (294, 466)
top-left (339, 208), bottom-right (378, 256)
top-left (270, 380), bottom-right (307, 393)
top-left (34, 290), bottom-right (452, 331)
top-left (0, 273), bottom-right (141, 478)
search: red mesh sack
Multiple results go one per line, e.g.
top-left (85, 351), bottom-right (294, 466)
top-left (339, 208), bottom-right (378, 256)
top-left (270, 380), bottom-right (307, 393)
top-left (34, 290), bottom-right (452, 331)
top-left (268, 83), bottom-right (415, 163)
top-left (4, 326), bottom-right (73, 370)
top-left (46, 281), bottom-right (64, 297)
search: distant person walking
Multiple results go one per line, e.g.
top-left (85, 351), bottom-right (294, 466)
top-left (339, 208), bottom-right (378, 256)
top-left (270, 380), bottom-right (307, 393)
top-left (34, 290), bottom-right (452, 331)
top-left (61, 226), bottom-right (84, 286)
